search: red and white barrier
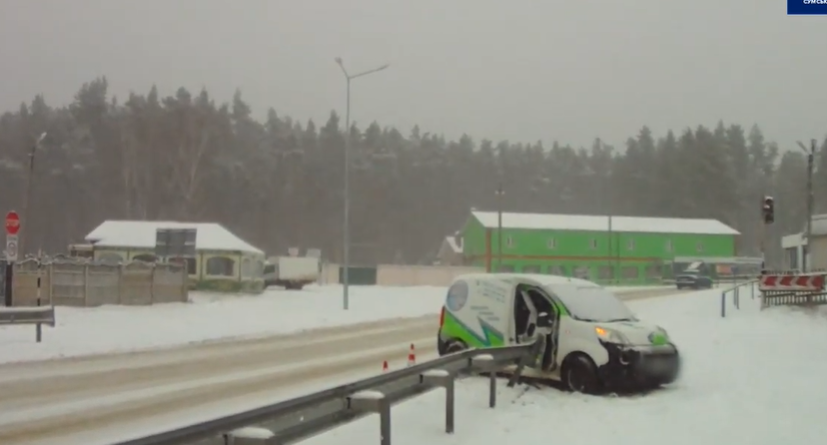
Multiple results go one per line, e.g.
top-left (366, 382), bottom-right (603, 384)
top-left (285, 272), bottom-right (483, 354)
top-left (759, 274), bottom-right (825, 291)
top-left (407, 344), bottom-right (416, 367)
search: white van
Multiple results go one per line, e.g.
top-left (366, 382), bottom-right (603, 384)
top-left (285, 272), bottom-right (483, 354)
top-left (437, 273), bottom-right (680, 394)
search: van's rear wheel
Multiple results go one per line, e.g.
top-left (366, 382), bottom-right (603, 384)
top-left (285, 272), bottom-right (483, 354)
top-left (562, 354), bottom-right (601, 394)
top-left (444, 340), bottom-right (467, 355)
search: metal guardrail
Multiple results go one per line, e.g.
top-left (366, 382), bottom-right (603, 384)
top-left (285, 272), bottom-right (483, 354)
top-left (0, 305), bottom-right (55, 342)
top-left (114, 343), bottom-right (537, 445)
top-left (720, 280), bottom-right (757, 318)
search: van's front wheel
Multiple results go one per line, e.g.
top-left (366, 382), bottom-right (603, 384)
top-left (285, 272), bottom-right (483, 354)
top-left (562, 354), bottom-right (602, 394)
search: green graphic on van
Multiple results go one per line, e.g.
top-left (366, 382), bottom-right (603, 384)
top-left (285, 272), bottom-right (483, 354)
top-left (441, 309), bottom-right (504, 347)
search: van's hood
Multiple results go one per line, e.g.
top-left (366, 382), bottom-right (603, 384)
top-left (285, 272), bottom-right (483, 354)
top-left (602, 320), bottom-right (670, 346)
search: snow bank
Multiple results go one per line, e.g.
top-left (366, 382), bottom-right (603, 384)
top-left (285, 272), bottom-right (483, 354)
top-left (0, 285), bottom-right (446, 364)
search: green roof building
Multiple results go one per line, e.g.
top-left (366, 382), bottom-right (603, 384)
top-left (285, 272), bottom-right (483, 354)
top-left (459, 211), bottom-right (740, 284)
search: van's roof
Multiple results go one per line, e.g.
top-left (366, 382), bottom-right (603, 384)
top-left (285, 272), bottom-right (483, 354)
top-left (455, 273), bottom-right (601, 289)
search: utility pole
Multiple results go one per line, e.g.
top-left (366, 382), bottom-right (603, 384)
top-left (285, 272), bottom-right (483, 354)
top-left (334, 58), bottom-right (389, 310)
top-left (796, 139), bottom-right (816, 272)
top-left (496, 182), bottom-right (505, 272)
top-left (20, 132), bottom-right (47, 255)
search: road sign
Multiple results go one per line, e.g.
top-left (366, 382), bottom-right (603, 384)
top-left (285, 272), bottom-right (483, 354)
top-left (5, 234), bottom-right (18, 262)
top-left (5, 211), bottom-right (19, 236)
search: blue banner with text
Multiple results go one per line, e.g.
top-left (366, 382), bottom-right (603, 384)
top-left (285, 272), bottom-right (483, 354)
top-left (788, 0), bottom-right (827, 14)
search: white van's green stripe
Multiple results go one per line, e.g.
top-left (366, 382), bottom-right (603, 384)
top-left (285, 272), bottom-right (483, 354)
top-left (441, 310), bottom-right (504, 347)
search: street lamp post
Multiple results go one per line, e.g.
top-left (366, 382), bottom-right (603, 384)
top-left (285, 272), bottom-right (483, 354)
top-left (495, 182), bottom-right (505, 272)
top-left (20, 132), bottom-right (47, 256)
top-left (335, 58), bottom-right (389, 310)
top-left (796, 139), bottom-right (817, 272)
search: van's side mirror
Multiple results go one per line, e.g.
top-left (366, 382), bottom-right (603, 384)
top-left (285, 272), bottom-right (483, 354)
top-left (537, 312), bottom-right (552, 328)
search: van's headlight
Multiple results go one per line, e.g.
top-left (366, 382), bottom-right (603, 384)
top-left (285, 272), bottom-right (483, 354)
top-left (595, 326), bottom-right (629, 345)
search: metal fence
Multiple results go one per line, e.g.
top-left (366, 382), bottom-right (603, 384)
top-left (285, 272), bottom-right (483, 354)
top-left (9, 259), bottom-right (188, 307)
top-left (114, 343), bottom-right (537, 445)
top-left (720, 279), bottom-right (757, 318)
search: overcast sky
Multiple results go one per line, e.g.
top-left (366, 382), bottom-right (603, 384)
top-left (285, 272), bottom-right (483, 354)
top-left (1, 0), bottom-right (824, 149)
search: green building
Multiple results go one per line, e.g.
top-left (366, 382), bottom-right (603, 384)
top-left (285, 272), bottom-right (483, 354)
top-left (458, 211), bottom-right (740, 284)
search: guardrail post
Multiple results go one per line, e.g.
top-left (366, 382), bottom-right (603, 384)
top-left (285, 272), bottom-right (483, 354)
top-left (470, 354), bottom-right (497, 408)
top-left (420, 369), bottom-right (455, 434)
top-left (720, 291), bottom-right (726, 318)
top-left (348, 390), bottom-right (391, 445)
top-left (35, 272), bottom-right (42, 343)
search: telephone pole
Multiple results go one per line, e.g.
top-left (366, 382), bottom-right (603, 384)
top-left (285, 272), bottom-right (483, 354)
top-left (796, 139), bottom-right (816, 272)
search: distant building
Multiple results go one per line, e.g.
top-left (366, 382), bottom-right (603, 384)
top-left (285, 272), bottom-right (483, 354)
top-left (782, 213), bottom-right (827, 271)
top-left (84, 220), bottom-right (266, 293)
top-left (435, 233), bottom-right (464, 266)
top-left (452, 210), bottom-right (740, 284)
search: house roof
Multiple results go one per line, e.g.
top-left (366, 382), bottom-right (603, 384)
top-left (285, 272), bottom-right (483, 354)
top-left (444, 236), bottom-right (462, 253)
top-left (470, 211), bottom-right (740, 236)
top-left (85, 220), bottom-right (263, 254)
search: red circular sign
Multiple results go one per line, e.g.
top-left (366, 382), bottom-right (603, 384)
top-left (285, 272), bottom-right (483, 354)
top-left (6, 211), bottom-right (20, 236)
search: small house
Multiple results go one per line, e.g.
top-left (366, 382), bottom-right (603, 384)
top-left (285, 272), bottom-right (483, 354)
top-left (84, 220), bottom-right (266, 293)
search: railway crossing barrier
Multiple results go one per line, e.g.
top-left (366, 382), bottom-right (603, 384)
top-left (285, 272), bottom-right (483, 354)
top-left (113, 343), bottom-right (536, 445)
top-left (759, 271), bottom-right (827, 309)
top-left (0, 305), bottom-right (55, 342)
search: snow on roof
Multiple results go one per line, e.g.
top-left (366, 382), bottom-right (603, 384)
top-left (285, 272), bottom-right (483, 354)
top-left (471, 211), bottom-right (739, 236)
top-left (444, 236), bottom-right (462, 253)
top-left (85, 220), bottom-right (263, 254)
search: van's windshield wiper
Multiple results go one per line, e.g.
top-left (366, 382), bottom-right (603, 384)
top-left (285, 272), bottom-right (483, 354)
top-left (604, 317), bottom-right (634, 322)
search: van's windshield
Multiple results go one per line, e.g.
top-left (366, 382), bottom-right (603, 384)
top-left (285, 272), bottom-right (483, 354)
top-left (543, 285), bottom-right (636, 323)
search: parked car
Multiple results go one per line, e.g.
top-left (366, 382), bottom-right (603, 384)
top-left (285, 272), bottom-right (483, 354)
top-left (675, 271), bottom-right (713, 290)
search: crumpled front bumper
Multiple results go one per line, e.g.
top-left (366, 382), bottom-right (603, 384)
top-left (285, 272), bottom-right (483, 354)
top-left (597, 342), bottom-right (681, 390)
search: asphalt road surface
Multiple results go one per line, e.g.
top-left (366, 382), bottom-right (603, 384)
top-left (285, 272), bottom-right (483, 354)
top-left (0, 287), bottom-right (691, 444)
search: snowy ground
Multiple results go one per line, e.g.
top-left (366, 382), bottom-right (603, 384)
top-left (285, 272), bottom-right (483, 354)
top-left (0, 284), bottom-right (669, 364)
top-left (291, 286), bottom-right (827, 445)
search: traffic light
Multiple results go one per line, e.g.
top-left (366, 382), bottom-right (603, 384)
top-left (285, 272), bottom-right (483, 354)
top-left (762, 196), bottom-right (774, 224)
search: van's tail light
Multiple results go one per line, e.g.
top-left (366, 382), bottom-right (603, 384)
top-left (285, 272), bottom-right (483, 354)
top-left (439, 306), bottom-right (446, 328)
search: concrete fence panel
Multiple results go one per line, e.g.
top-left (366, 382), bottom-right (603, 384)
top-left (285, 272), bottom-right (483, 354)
top-left (86, 264), bottom-right (121, 306)
top-left (119, 262), bottom-right (154, 305)
top-left (10, 260), bottom-right (188, 307)
top-left (49, 262), bottom-right (86, 306)
top-left (153, 263), bottom-right (189, 304)
top-left (376, 265), bottom-right (483, 286)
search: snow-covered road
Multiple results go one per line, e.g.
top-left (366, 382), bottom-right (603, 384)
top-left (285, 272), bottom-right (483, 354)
top-left (0, 285), bottom-right (685, 444)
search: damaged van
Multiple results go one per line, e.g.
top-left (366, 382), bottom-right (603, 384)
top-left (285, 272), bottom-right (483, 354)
top-left (437, 273), bottom-right (681, 394)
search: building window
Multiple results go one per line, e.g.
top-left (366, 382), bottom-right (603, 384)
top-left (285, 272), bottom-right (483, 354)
top-left (696, 242), bottom-right (704, 253)
top-left (206, 256), bottom-right (235, 277)
top-left (522, 265), bottom-right (542, 273)
top-left (547, 238), bottom-right (557, 249)
top-left (589, 239), bottom-right (598, 250)
top-left (548, 265), bottom-right (567, 276)
top-left (627, 238), bottom-right (635, 251)
top-left (170, 257), bottom-right (197, 275)
top-left (506, 236), bottom-right (514, 248)
top-left (133, 254), bottom-right (157, 263)
top-left (598, 265), bottom-right (614, 280)
top-left (665, 240), bottom-right (673, 253)
top-left (573, 266), bottom-right (590, 279)
top-left (622, 266), bottom-right (640, 279)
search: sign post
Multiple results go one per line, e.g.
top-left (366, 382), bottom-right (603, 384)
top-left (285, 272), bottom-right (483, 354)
top-left (4, 210), bottom-right (20, 306)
